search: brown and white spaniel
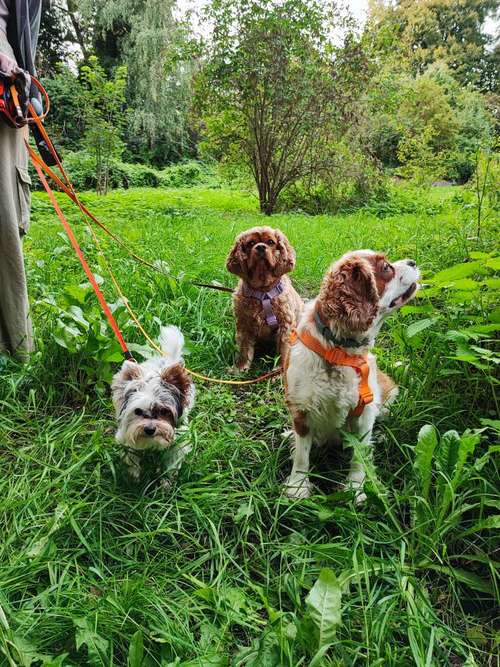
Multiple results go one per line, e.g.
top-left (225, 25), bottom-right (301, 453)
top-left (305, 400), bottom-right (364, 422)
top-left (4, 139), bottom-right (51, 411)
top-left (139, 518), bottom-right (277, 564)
top-left (284, 250), bottom-right (420, 501)
top-left (226, 226), bottom-right (303, 371)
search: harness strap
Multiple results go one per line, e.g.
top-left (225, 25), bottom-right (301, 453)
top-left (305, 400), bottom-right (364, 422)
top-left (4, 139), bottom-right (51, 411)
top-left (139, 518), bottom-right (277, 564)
top-left (289, 329), bottom-right (373, 417)
top-left (242, 280), bottom-right (284, 329)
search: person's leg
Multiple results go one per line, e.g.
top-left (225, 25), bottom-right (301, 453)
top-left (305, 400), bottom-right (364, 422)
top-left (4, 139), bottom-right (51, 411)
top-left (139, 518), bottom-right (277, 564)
top-left (0, 36), bottom-right (33, 358)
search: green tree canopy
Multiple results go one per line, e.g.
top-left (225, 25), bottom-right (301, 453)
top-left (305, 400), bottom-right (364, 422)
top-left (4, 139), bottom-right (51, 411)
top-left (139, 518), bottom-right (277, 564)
top-left (366, 0), bottom-right (499, 91)
top-left (198, 0), bottom-right (371, 214)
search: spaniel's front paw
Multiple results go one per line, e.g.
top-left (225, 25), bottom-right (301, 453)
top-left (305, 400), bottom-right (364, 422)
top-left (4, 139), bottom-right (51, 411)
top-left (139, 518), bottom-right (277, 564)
top-left (284, 475), bottom-right (312, 499)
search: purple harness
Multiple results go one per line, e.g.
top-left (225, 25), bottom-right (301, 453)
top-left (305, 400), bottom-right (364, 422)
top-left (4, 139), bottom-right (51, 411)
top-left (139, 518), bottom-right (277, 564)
top-left (242, 280), bottom-right (284, 329)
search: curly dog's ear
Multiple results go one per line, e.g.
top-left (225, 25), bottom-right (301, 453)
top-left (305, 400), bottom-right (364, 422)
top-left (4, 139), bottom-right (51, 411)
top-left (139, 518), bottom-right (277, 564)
top-left (274, 229), bottom-right (296, 276)
top-left (319, 256), bottom-right (379, 333)
top-left (226, 234), bottom-right (248, 279)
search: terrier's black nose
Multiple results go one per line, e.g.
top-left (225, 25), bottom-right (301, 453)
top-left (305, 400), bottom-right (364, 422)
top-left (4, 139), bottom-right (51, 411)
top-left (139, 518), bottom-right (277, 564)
top-left (144, 426), bottom-right (156, 436)
top-left (406, 259), bottom-right (416, 267)
top-left (255, 243), bottom-right (266, 255)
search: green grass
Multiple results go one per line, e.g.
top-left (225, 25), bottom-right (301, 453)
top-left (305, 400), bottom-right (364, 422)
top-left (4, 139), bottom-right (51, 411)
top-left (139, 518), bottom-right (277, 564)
top-left (0, 185), bottom-right (498, 666)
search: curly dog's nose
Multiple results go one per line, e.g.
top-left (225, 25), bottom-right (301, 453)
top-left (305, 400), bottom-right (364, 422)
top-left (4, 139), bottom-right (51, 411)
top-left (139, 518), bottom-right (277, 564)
top-left (144, 426), bottom-right (156, 436)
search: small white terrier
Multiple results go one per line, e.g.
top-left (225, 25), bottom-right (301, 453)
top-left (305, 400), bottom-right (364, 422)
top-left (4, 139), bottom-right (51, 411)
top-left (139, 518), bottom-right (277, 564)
top-left (111, 326), bottom-right (195, 482)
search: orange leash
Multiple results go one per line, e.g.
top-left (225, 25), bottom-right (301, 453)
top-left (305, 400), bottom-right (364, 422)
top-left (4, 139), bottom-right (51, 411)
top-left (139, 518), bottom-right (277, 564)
top-left (26, 105), bottom-right (278, 385)
top-left (31, 157), bottom-right (133, 359)
top-left (289, 329), bottom-right (373, 416)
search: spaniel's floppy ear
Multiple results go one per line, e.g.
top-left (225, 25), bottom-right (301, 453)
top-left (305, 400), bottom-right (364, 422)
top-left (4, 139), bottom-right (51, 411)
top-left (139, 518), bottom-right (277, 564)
top-left (319, 256), bottom-right (379, 333)
top-left (161, 364), bottom-right (191, 406)
top-left (275, 229), bottom-right (296, 275)
top-left (226, 235), bottom-right (248, 279)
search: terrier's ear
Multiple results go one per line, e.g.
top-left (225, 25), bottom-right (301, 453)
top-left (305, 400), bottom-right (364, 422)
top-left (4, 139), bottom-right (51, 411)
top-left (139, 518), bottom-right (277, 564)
top-left (275, 229), bottom-right (296, 275)
top-left (161, 364), bottom-right (192, 406)
top-left (119, 360), bottom-right (143, 382)
top-left (111, 361), bottom-right (143, 414)
top-left (319, 256), bottom-right (379, 333)
top-left (226, 235), bottom-right (248, 279)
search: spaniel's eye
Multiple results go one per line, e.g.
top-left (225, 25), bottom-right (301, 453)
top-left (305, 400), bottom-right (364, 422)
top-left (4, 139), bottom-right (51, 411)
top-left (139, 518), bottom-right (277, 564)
top-left (247, 240), bottom-right (256, 248)
top-left (266, 239), bottom-right (275, 246)
top-left (134, 408), bottom-right (143, 416)
top-left (383, 262), bottom-right (391, 272)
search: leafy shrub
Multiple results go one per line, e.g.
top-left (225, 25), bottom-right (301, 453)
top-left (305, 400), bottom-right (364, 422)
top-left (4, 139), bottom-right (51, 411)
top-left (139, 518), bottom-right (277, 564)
top-left (31, 152), bottom-right (215, 192)
top-left (418, 251), bottom-right (500, 370)
top-left (159, 161), bottom-right (212, 188)
top-left (35, 278), bottom-right (130, 392)
top-left (363, 183), bottom-right (444, 217)
top-left (278, 144), bottom-right (387, 215)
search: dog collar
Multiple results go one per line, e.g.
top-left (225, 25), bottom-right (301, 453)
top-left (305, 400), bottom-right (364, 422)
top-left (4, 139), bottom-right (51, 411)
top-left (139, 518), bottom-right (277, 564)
top-left (314, 311), bottom-right (369, 349)
top-left (289, 328), bottom-right (373, 417)
top-left (242, 279), bottom-right (284, 329)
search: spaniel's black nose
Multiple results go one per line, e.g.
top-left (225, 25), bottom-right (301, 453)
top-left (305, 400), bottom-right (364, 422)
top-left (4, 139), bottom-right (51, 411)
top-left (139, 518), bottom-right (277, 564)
top-left (144, 426), bottom-right (156, 436)
top-left (406, 259), bottom-right (416, 267)
top-left (255, 243), bottom-right (267, 255)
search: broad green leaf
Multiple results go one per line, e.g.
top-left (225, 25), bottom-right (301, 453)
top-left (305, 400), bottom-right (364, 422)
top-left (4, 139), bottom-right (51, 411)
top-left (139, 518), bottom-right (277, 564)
top-left (429, 261), bottom-right (483, 285)
top-left (450, 430), bottom-right (480, 489)
top-left (74, 617), bottom-right (109, 664)
top-left (436, 430), bottom-right (461, 480)
top-left (68, 305), bottom-right (89, 329)
top-left (414, 425), bottom-right (438, 500)
top-left (489, 307), bottom-right (500, 323)
top-left (64, 284), bottom-right (88, 303)
top-left (447, 278), bottom-right (480, 290)
top-left (406, 317), bottom-right (439, 338)
top-left (400, 304), bottom-right (435, 315)
top-left (422, 565), bottom-right (492, 595)
top-left (457, 515), bottom-right (500, 538)
top-left (469, 251), bottom-right (491, 259)
top-left (128, 630), bottom-right (143, 667)
top-left (486, 257), bottom-right (500, 271)
top-left (305, 568), bottom-right (342, 648)
top-left (461, 323), bottom-right (500, 334)
top-left (483, 278), bottom-right (500, 289)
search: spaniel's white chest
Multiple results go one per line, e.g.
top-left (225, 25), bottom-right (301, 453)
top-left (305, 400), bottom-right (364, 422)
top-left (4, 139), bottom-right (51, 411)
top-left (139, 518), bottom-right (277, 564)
top-left (286, 343), bottom-right (380, 442)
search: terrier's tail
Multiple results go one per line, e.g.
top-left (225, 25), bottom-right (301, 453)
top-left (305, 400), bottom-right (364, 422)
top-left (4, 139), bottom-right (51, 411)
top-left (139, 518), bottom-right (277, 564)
top-left (158, 325), bottom-right (185, 365)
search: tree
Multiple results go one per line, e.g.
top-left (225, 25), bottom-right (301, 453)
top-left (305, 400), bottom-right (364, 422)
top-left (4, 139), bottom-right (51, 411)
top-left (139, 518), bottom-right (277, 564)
top-left (366, 62), bottom-right (494, 182)
top-left (198, 0), bottom-right (369, 215)
top-left (80, 56), bottom-right (127, 194)
top-left (81, 0), bottom-right (198, 165)
top-left (366, 0), bottom-right (499, 91)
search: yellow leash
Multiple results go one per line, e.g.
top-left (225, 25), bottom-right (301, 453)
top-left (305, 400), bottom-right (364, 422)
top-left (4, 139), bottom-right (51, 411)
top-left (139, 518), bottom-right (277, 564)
top-left (27, 116), bottom-right (281, 386)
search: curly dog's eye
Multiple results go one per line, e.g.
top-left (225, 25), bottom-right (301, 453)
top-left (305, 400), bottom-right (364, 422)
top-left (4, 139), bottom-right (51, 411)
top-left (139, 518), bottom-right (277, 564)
top-left (159, 408), bottom-right (169, 417)
top-left (134, 408), bottom-right (143, 416)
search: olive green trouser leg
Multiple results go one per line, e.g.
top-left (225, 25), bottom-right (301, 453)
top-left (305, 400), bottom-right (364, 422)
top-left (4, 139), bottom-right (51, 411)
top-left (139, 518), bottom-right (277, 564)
top-left (0, 34), bottom-right (33, 358)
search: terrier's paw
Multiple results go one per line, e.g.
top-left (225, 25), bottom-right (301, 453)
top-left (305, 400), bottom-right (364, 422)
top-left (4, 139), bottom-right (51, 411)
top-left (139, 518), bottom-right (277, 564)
top-left (127, 464), bottom-right (141, 482)
top-left (284, 476), bottom-right (312, 500)
top-left (159, 477), bottom-right (173, 491)
top-left (229, 364), bottom-right (248, 375)
top-left (236, 360), bottom-right (252, 372)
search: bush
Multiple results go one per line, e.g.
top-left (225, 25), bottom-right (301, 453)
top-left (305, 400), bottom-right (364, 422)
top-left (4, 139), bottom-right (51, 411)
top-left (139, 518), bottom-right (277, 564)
top-left (277, 144), bottom-right (387, 214)
top-left (30, 152), bottom-right (215, 192)
top-left (363, 183), bottom-right (445, 217)
top-left (159, 161), bottom-right (209, 187)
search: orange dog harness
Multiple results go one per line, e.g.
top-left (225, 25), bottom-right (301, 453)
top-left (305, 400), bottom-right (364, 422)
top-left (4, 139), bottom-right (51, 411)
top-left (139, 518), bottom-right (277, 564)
top-left (289, 329), bottom-right (373, 417)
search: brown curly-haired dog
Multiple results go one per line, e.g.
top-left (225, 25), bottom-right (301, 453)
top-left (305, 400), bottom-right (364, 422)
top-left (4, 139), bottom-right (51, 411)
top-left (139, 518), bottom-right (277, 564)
top-left (226, 226), bottom-right (303, 371)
